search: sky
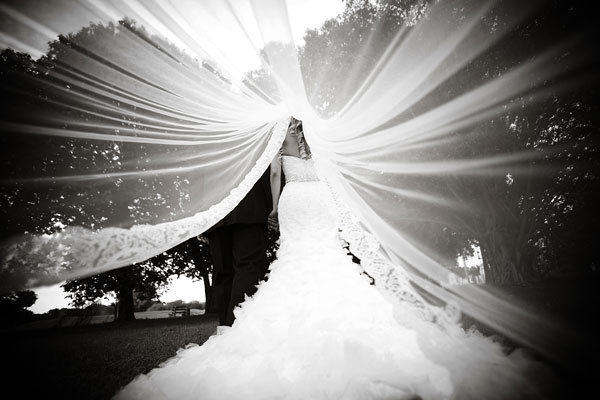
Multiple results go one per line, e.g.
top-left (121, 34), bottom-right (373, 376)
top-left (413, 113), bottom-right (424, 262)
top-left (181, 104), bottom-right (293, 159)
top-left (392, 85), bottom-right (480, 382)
top-left (28, 275), bottom-right (207, 314)
top-left (0, 0), bottom-right (345, 63)
top-left (21, 0), bottom-right (346, 314)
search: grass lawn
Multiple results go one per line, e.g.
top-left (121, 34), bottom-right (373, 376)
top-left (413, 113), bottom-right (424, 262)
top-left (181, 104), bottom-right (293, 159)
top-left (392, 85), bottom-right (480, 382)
top-left (1, 276), bottom-right (597, 399)
top-left (1, 314), bottom-right (219, 400)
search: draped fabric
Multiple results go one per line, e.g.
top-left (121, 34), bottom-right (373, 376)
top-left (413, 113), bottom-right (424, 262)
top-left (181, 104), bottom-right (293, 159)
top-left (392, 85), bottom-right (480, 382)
top-left (0, 0), bottom-right (597, 369)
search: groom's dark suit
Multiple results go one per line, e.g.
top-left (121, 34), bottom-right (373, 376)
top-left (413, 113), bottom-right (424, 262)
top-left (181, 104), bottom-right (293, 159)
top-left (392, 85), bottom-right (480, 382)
top-left (205, 167), bottom-right (272, 326)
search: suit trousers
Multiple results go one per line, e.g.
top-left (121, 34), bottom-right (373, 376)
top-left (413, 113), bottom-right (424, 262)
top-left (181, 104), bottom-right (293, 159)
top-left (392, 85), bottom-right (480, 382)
top-left (205, 223), bottom-right (268, 326)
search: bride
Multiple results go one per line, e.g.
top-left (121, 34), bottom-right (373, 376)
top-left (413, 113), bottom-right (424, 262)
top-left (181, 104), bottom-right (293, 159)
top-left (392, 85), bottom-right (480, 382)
top-left (114, 119), bottom-right (552, 400)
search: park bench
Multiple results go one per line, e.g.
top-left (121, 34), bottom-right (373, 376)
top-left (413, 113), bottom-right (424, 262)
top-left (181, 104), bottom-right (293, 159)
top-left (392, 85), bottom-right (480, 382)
top-left (169, 305), bottom-right (190, 317)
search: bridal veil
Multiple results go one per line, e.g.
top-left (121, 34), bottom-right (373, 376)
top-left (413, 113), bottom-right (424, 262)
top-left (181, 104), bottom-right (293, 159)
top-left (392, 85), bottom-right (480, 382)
top-left (0, 0), bottom-right (597, 370)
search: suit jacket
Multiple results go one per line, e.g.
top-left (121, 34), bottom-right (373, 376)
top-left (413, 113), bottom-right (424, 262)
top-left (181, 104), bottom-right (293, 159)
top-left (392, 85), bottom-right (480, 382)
top-left (208, 166), bottom-right (272, 231)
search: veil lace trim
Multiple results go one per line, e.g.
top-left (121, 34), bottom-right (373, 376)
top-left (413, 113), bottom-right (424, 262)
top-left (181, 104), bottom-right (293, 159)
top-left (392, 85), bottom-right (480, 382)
top-left (317, 166), bottom-right (462, 332)
top-left (0, 118), bottom-right (290, 292)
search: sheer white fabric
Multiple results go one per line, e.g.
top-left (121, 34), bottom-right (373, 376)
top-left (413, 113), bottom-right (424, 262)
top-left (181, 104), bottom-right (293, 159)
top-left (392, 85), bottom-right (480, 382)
top-left (114, 154), bottom-right (543, 400)
top-left (0, 0), bottom-right (591, 367)
top-left (1, 118), bottom-right (289, 289)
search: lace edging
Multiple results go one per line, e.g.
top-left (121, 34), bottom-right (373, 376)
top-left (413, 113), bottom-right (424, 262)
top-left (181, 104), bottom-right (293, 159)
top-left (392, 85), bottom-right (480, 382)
top-left (316, 168), bottom-right (462, 331)
top-left (0, 118), bottom-right (290, 292)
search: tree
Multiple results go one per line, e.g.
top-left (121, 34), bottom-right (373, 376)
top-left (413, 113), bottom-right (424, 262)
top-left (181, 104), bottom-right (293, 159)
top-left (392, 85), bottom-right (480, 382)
top-left (61, 235), bottom-right (220, 320)
top-left (0, 290), bottom-right (37, 326)
top-left (296, 0), bottom-right (599, 285)
top-left (421, 0), bottom-right (600, 284)
top-left (0, 19), bottom-right (199, 293)
top-left (150, 236), bottom-right (217, 314)
top-left (62, 262), bottom-right (173, 321)
top-left (0, 16), bottom-right (282, 308)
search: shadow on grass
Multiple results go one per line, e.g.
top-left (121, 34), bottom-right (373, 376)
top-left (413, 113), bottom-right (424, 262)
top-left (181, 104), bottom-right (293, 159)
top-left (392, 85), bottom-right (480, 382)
top-left (2, 277), bottom-right (598, 399)
top-left (458, 276), bottom-right (600, 399)
top-left (1, 314), bottom-right (219, 400)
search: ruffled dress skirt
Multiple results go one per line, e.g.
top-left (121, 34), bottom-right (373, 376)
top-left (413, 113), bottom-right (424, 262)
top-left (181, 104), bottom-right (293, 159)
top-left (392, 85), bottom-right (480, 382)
top-left (114, 181), bottom-right (550, 400)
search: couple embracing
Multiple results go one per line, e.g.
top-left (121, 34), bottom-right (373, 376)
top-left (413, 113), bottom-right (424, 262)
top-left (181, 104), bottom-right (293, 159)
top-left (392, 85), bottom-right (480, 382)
top-left (204, 117), bottom-right (306, 328)
top-left (116, 117), bottom-right (542, 400)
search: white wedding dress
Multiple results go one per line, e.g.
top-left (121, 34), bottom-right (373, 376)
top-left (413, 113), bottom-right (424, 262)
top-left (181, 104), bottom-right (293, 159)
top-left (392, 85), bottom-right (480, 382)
top-left (114, 156), bottom-right (550, 400)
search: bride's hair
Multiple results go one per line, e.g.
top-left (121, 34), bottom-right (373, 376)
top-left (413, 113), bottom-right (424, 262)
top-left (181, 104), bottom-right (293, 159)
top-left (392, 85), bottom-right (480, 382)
top-left (289, 117), bottom-right (311, 159)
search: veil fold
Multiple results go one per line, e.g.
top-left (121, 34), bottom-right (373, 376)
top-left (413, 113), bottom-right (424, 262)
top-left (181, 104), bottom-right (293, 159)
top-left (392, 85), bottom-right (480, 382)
top-left (1, 0), bottom-right (596, 369)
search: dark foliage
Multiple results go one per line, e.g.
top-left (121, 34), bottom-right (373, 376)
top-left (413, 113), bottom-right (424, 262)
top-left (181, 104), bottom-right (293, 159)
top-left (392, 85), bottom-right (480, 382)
top-left (0, 290), bottom-right (37, 326)
top-left (299, 0), bottom-right (600, 285)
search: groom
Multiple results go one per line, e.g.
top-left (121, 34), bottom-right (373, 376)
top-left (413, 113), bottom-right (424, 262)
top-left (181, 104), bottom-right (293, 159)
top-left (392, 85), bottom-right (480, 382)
top-left (205, 167), bottom-right (273, 327)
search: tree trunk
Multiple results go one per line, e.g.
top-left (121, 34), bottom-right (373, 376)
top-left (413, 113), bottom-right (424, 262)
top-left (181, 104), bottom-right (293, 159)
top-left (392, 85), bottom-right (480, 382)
top-left (479, 233), bottom-right (537, 286)
top-left (201, 271), bottom-right (217, 314)
top-left (479, 239), bottom-right (505, 286)
top-left (115, 271), bottom-right (136, 322)
top-left (475, 188), bottom-right (532, 286)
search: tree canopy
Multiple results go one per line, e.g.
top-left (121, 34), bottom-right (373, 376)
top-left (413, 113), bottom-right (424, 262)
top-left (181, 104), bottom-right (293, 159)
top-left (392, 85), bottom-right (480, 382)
top-left (297, 0), bottom-right (599, 284)
top-left (1, 1), bottom-right (598, 296)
